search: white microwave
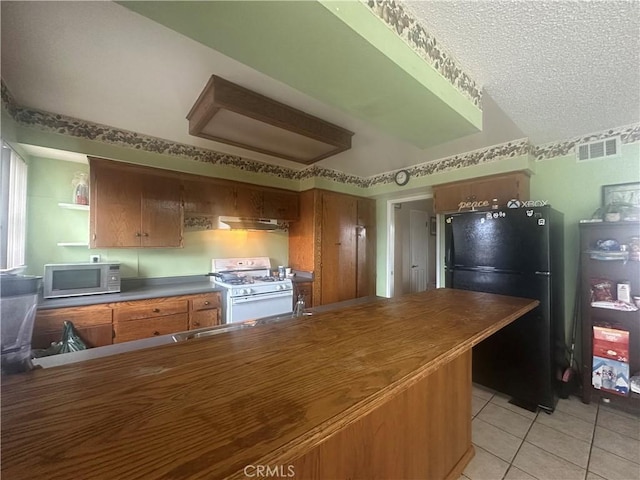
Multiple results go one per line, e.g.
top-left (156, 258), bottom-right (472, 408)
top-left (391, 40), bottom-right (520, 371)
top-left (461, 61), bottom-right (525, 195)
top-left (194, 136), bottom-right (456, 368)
top-left (43, 263), bottom-right (121, 299)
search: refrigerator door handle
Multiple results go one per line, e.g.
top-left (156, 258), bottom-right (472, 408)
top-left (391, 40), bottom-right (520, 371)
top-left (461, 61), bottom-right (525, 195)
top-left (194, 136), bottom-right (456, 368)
top-left (535, 271), bottom-right (551, 276)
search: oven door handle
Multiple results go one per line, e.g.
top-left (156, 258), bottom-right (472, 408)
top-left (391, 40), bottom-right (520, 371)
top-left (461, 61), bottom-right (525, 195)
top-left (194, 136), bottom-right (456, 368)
top-left (232, 291), bottom-right (292, 304)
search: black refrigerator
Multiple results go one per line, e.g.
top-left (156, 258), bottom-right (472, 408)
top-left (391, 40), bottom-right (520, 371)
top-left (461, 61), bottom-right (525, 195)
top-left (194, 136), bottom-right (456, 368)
top-left (444, 206), bottom-right (564, 412)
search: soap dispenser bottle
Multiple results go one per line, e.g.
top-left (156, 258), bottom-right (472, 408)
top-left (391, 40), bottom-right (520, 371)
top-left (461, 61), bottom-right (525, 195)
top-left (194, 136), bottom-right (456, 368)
top-left (294, 295), bottom-right (305, 317)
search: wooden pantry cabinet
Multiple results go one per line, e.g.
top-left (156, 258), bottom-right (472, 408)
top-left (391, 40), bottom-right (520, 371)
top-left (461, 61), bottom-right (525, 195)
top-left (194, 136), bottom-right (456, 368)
top-left (433, 171), bottom-right (530, 213)
top-left (289, 189), bottom-right (376, 307)
top-left (89, 158), bottom-right (183, 248)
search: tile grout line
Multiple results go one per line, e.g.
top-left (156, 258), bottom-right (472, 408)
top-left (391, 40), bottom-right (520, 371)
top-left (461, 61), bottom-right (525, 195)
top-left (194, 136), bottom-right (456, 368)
top-left (585, 401), bottom-right (600, 479)
top-left (502, 408), bottom-right (541, 480)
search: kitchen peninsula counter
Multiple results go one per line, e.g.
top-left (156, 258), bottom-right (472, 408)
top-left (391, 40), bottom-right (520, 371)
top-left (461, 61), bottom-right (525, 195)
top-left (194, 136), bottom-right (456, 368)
top-left (1, 289), bottom-right (538, 480)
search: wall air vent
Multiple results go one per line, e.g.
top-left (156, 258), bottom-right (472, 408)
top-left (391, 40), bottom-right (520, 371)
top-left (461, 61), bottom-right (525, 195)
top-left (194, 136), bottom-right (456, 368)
top-left (576, 136), bottom-right (621, 162)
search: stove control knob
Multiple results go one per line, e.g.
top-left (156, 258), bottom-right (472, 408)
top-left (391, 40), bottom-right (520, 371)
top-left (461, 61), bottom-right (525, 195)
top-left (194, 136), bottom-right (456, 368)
top-left (244, 288), bottom-right (253, 295)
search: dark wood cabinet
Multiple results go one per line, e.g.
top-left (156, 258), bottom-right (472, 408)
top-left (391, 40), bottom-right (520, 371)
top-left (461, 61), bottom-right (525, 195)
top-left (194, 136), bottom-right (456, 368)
top-left (182, 173), bottom-right (299, 221)
top-left (188, 292), bottom-right (221, 330)
top-left (433, 171), bottom-right (530, 213)
top-left (32, 304), bottom-right (113, 349)
top-left (289, 189), bottom-right (375, 306)
top-left (34, 292), bottom-right (222, 347)
top-left (580, 221), bottom-right (640, 410)
top-left (321, 192), bottom-right (357, 305)
top-left (113, 296), bottom-right (189, 343)
top-left (183, 178), bottom-right (235, 216)
top-left (89, 158), bottom-right (183, 248)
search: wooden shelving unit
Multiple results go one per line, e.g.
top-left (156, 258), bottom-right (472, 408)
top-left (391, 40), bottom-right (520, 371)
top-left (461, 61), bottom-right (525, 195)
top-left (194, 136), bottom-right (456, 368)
top-left (579, 221), bottom-right (640, 412)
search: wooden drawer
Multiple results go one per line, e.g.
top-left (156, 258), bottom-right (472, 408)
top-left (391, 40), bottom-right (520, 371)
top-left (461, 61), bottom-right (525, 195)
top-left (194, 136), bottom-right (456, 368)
top-left (113, 297), bottom-right (188, 322)
top-left (189, 309), bottom-right (220, 330)
top-left (189, 292), bottom-right (220, 311)
top-left (113, 313), bottom-right (188, 343)
top-left (35, 305), bottom-right (113, 332)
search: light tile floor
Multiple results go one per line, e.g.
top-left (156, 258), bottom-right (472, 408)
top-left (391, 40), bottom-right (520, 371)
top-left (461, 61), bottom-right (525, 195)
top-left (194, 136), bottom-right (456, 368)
top-left (461, 384), bottom-right (640, 480)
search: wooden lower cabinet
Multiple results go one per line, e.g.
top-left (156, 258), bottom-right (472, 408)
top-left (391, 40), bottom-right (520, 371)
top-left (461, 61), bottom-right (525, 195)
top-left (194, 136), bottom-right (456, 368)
top-left (113, 297), bottom-right (189, 344)
top-left (34, 292), bottom-right (222, 347)
top-left (188, 292), bottom-right (221, 330)
top-left (32, 304), bottom-right (113, 349)
top-left (114, 313), bottom-right (189, 343)
top-left (290, 350), bottom-right (473, 479)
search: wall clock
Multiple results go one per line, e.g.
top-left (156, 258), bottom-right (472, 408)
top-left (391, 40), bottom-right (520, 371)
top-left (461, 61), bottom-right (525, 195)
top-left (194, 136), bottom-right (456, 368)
top-left (394, 169), bottom-right (410, 186)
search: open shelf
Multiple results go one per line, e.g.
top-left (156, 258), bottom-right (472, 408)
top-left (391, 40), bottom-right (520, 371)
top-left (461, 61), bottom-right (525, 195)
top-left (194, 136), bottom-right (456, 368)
top-left (56, 242), bottom-right (89, 247)
top-left (58, 202), bottom-right (89, 211)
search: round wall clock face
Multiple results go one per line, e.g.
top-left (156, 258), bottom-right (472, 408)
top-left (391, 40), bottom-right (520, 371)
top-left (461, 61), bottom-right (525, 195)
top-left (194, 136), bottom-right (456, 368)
top-left (394, 170), bottom-right (410, 186)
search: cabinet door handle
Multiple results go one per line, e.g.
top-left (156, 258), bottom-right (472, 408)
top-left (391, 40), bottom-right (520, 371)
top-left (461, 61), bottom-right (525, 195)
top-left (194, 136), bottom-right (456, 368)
top-left (152, 308), bottom-right (160, 313)
top-left (193, 322), bottom-right (200, 327)
top-left (335, 242), bottom-right (342, 245)
top-left (142, 232), bottom-right (149, 237)
top-left (153, 331), bottom-right (160, 336)
top-left (135, 232), bottom-right (141, 237)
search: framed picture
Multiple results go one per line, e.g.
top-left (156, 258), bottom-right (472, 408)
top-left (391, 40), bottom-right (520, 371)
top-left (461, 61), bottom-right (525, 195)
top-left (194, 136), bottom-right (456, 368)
top-left (430, 216), bottom-right (437, 236)
top-left (602, 182), bottom-right (640, 206)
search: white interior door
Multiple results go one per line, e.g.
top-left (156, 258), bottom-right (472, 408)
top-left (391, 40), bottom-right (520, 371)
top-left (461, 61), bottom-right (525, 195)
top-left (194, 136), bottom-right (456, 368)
top-left (409, 210), bottom-right (429, 293)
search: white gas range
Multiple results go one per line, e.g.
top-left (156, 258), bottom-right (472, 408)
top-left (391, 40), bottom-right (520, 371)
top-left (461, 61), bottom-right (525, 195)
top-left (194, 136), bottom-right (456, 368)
top-left (209, 257), bottom-right (293, 324)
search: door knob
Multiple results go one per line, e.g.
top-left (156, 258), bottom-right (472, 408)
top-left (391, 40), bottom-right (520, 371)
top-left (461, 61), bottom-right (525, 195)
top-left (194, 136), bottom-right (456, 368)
top-left (411, 265), bottom-right (418, 268)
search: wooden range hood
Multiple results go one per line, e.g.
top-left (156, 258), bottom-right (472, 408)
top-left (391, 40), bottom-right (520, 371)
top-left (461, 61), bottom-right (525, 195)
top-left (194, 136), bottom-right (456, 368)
top-left (186, 75), bottom-right (354, 165)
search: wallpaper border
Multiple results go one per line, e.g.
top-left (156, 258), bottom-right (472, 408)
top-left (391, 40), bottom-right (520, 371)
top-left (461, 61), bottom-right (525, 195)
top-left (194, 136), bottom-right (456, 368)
top-left (2, 80), bottom-right (638, 189)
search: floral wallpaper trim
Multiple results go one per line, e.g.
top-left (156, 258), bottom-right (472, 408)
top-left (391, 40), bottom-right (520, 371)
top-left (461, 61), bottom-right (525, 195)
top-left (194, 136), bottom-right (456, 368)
top-left (366, 139), bottom-right (533, 187)
top-left (2, 80), bottom-right (638, 189)
top-left (362, 0), bottom-right (482, 108)
top-left (533, 124), bottom-right (640, 161)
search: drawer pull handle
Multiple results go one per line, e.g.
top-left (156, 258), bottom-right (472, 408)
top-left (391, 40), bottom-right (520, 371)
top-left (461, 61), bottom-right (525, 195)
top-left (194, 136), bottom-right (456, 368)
top-left (152, 308), bottom-right (160, 313)
top-left (204, 301), bottom-right (210, 305)
top-left (153, 331), bottom-right (160, 336)
top-left (193, 322), bottom-right (200, 327)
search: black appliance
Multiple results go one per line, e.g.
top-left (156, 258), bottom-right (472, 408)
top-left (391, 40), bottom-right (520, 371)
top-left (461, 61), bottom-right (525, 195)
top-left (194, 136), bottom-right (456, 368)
top-left (444, 206), bottom-right (564, 412)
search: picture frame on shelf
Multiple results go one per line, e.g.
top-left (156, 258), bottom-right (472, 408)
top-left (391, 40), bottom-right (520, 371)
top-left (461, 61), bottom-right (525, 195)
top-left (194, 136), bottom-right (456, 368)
top-left (602, 182), bottom-right (640, 207)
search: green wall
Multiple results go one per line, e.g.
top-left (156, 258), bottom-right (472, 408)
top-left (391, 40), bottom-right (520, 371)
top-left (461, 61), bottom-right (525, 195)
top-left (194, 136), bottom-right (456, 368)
top-left (530, 142), bottom-right (640, 336)
top-left (25, 156), bottom-right (289, 278)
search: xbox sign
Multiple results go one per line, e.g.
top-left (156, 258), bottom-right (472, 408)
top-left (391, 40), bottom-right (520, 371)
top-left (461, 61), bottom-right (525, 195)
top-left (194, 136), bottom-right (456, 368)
top-left (507, 199), bottom-right (549, 208)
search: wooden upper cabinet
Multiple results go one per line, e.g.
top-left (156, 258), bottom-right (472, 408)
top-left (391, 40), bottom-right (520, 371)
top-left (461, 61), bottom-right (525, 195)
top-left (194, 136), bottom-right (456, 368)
top-left (183, 178), bottom-right (235, 216)
top-left (433, 171), bottom-right (530, 213)
top-left (89, 158), bottom-right (183, 248)
top-left (182, 174), bottom-right (299, 221)
top-left (262, 189), bottom-right (299, 221)
top-left (235, 187), bottom-right (264, 218)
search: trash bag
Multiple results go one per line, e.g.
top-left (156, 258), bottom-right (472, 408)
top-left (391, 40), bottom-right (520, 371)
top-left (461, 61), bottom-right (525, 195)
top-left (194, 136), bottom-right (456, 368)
top-left (59, 321), bottom-right (87, 354)
top-left (32, 320), bottom-right (87, 358)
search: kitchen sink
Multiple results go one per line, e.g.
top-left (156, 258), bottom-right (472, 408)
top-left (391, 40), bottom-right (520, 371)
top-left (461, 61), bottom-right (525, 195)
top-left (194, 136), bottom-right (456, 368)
top-left (172, 323), bottom-right (253, 342)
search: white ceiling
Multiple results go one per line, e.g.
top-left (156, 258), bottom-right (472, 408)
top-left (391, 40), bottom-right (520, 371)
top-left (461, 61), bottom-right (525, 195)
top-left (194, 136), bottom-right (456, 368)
top-left (1, 1), bottom-right (638, 178)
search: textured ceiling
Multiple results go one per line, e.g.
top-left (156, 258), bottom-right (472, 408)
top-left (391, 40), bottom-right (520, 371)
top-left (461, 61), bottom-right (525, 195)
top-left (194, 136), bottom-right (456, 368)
top-left (404, 0), bottom-right (640, 145)
top-left (1, 1), bottom-right (638, 178)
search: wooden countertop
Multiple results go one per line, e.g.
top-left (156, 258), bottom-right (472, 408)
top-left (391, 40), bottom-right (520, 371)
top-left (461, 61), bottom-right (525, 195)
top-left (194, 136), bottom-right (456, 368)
top-left (1, 289), bottom-right (538, 479)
